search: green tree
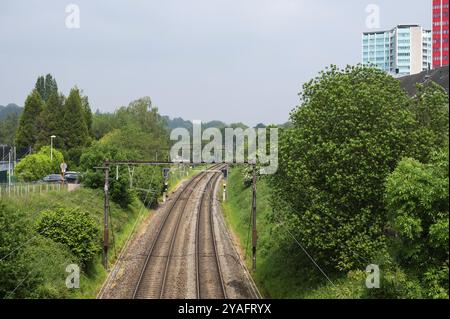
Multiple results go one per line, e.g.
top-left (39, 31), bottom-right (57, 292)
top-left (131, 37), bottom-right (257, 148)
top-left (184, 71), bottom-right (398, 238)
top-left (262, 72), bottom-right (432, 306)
top-left (0, 113), bottom-right (20, 145)
top-left (385, 150), bottom-right (449, 298)
top-left (62, 88), bottom-right (90, 154)
top-left (79, 141), bottom-right (134, 207)
top-left (15, 90), bottom-right (44, 149)
top-left (269, 65), bottom-right (435, 272)
top-left (35, 74), bottom-right (58, 102)
top-left (15, 146), bottom-right (64, 181)
top-left (35, 92), bottom-right (66, 150)
top-left (409, 82), bottom-right (449, 161)
top-left (91, 112), bottom-right (118, 140)
top-left (81, 93), bottom-right (93, 136)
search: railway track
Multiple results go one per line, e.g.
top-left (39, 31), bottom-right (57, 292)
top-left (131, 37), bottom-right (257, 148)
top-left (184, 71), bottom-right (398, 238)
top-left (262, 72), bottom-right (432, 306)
top-left (132, 164), bottom-right (225, 299)
top-left (196, 172), bottom-right (227, 299)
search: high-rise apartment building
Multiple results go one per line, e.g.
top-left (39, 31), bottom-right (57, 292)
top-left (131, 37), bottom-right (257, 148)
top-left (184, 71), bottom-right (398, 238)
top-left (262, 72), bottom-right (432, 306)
top-left (432, 0), bottom-right (450, 68)
top-left (362, 25), bottom-right (432, 76)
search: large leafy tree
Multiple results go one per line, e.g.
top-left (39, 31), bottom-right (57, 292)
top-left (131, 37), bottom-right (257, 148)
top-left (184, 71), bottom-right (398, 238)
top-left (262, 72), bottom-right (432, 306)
top-left (270, 65), bottom-right (437, 272)
top-left (15, 90), bottom-right (44, 150)
top-left (409, 82), bottom-right (449, 161)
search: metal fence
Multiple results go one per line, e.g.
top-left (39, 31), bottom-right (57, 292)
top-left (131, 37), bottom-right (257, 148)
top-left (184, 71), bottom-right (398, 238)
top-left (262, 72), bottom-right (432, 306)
top-left (0, 182), bottom-right (68, 198)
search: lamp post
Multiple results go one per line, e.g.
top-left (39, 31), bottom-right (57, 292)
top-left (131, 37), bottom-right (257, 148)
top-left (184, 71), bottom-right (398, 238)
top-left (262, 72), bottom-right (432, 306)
top-left (50, 135), bottom-right (56, 161)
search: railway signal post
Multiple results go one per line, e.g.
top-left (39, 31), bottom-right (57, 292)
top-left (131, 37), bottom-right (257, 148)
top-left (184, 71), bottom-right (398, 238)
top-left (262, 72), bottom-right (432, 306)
top-left (103, 161), bottom-right (110, 270)
top-left (221, 167), bottom-right (228, 201)
top-left (163, 168), bottom-right (170, 202)
top-left (251, 163), bottom-right (257, 271)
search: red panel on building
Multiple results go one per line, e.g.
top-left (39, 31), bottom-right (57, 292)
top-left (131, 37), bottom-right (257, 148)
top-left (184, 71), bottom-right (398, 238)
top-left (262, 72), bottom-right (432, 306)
top-left (433, 0), bottom-right (450, 68)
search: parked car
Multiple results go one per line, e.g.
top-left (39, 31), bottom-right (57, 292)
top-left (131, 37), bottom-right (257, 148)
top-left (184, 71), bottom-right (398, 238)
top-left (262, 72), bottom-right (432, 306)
top-left (42, 174), bottom-right (64, 183)
top-left (64, 171), bottom-right (81, 184)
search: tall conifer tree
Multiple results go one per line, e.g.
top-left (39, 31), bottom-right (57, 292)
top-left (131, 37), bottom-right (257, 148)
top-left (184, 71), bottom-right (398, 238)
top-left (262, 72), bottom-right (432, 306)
top-left (63, 88), bottom-right (89, 150)
top-left (15, 90), bottom-right (44, 149)
top-left (36, 92), bottom-right (65, 149)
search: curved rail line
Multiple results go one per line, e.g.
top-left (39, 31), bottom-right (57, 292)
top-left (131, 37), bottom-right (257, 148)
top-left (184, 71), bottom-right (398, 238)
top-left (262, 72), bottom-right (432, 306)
top-left (132, 164), bottom-right (222, 299)
top-left (196, 171), bottom-right (227, 299)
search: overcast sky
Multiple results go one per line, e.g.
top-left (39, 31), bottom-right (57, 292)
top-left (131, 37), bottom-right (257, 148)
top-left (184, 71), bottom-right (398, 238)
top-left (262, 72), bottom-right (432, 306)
top-left (0, 0), bottom-right (430, 125)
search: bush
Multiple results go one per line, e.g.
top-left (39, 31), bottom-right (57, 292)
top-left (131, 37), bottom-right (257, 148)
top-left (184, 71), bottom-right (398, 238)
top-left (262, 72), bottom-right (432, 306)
top-left (36, 208), bottom-right (100, 267)
top-left (15, 146), bottom-right (64, 181)
top-left (364, 266), bottom-right (423, 299)
top-left (0, 203), bottom-right (35, 298)
top-left (385, 149), bottom-right (449, 298)
top-left (20, 235), bottom-right (77, 298)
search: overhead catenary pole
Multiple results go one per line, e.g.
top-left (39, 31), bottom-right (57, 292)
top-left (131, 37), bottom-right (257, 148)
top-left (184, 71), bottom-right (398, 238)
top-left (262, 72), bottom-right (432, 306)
top-left (103, 161), bottom-right (110, 270)
top-left (12, 147), bottom-right (16, 175)
top-left (8, 150), bottom-right (11, 195)
top-left (251, 163), bottom-right (257, 271)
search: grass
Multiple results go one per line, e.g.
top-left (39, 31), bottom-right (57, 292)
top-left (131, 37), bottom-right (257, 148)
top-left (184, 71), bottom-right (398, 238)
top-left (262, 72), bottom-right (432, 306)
top-left (221, 167), bottom-right (366, 299)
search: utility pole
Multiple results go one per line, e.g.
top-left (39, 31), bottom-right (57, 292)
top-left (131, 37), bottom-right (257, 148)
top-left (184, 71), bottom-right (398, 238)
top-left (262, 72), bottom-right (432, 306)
top-left (12, 147), bottom-right (16, 175)
top-left (103, 161), bottom-right (110, 270)
top-left (8, 150), bottom-right (11, 196)
top-left (251, 163), bottom-right (257, 271)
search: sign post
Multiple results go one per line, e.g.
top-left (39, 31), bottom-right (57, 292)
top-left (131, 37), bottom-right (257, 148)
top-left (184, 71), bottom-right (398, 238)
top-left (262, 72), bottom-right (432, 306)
top-left (60, 162), bottom-right (67, 186)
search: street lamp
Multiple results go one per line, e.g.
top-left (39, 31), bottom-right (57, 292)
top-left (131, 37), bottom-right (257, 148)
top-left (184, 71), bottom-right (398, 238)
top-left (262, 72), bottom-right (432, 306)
top-left (50, 135), bottom-right (56, 161)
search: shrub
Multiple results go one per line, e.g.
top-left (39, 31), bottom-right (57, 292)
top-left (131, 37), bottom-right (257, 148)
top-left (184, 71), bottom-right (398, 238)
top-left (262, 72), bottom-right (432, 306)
top-left (385, 149), bottom-right (449, 298)
top-left (36, 208), bottom-right (100, 267)
top-left (15, 146), bottom-right (64, 181)
top-left (0, 203), bottom-right (35, 298)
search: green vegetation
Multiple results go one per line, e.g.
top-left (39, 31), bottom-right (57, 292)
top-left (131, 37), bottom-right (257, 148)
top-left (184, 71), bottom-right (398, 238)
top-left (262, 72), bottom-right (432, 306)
top-left (223, 167), bottom-right (371, 298)
top-left (36, 208), bottom-right (100, 267)
top-left (222, 65), bottom-right (448, 299)
top-left (14, 74), bottom-right (92, 166)
top-left (0, 105), bottom-right (20, 146)
top-left (15, 89), bottom-right (44, 150)
top-left (384, 149), bottom-right (449, 298)
top-left (0, 84), bottom-right (196, 298)
top-left (14, 146), bottom-right (64, 182)
top-left (81, 97), bottom-right (170, 208)
top-left (0, 187), bottom-right (147, 298)
top-left (1, 65), bottom-right (448, 299)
